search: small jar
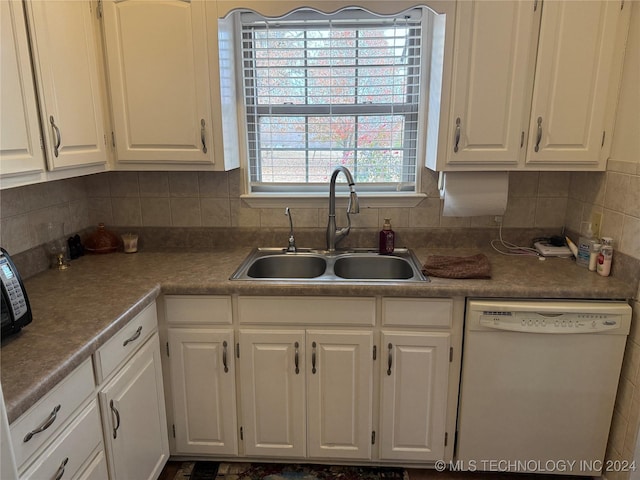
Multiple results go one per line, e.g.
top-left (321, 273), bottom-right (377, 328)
top-left (588, 243), bottom-right (601, 272)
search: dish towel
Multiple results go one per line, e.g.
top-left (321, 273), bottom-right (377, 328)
top-left (422, 253), bottom-right (491, 279)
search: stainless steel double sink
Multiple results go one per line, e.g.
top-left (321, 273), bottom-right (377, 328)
top-left (231, 248), bottom-right (428, 282)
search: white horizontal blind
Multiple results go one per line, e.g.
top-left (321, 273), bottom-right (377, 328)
top-left (241, 8), bottom-right (423, 193)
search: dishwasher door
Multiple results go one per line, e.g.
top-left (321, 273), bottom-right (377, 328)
top-left (456, 299), bottom-right (631, 475)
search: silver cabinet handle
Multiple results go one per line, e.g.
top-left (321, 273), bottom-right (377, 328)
top-left (387, 343), bottom-right (393, 376)
top-left (122, 326), bottom-right (142, 347)
top-left (54, 457), bottom-right (69, 480)
top-left (110, 400), bottom-right (121, 439)
top-left (535, 116), bottom-right (542, 152)
top-left (312, 341), bottom-right (317, 374)
top-left (453, 117), bottom-right (461, 153)
top-left (223, 340), bottom-right (229, 373)
top-left (294, 341), bottom-right (300, 375)
top-left (200, 119), bottom-right (207, 154)
top-left (24, 404), bottom-right (61, 442)
top-left (49, 116), bottom-right (61, 157)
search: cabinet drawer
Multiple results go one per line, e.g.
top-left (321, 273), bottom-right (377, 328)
top-left (94, 302), bottom-right (157, 384)
top-left (10, 358), bottom-right (94, 470)
top-left (382, 298), bottom-right (452, 328)
top-left (238, 296), bottom-right (376, 325)
top-left (165, 295), bottom-right (232, 325)
top-left (20, 400), bottom-right (103, 480)
top-left (76, 450), bottom-right (108, 480)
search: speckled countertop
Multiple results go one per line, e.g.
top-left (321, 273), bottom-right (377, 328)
top-left (1, 246), bottom-right (635, 424)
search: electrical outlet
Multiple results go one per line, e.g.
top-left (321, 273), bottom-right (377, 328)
top-left (590, 211), bottom-right (602, 237)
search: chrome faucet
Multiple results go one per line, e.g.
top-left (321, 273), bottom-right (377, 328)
top-left (326, 166), bottom-right (359, 251)
top-left (285, 207), bottom-right (296, 252)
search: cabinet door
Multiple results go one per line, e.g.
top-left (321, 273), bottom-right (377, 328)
top-left (239, 330), bottom-right (306, 458)
top-left (306, 331), bottom-right (373, 460)
top-left (99, 333), bottom-right (169, 480)
top-left (168, 328), bottom-right (237, 455)
top-left (0, 0), bottom-right (45, 181)
top-left (379, 332), bottom-right (450, 461)
top-left (526, 0), bottom-right (622, 167)
top-left (447, 0), bottom-right (539, 166)
top-left (26, 0), bottom-right (108, 170)
top-left (102, 0), bottom-right (213, 165)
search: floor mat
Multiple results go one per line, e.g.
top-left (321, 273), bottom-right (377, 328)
top-left (172, 462), bottom-right (220, 480)
top-left (214, 462), bottom-right (407, 480)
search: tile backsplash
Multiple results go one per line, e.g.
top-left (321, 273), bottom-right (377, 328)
top-left (1, 165), bottom-right (637, 260)
top-left (82, 168), bottom-right (571, 233)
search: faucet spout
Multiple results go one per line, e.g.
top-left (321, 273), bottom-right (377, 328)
top-left (285, 207), bottom-right (296, 252)
top-left (326, 166), bottom-right (359, 251)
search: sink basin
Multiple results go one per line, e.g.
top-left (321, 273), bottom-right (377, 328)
top-left (247, 254), bottom-right (327, 279)
top-left (231, 248), bottom-right (428, 282)
top-left (333, 254), bottom-right (414, 280)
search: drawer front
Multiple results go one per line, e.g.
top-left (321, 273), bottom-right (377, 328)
top-left (382, 298), bottom-right (452, 328)
top-left (165, 295), bottom-right (232, 325)
top-left (20, 400), bottom-right (103, 480)
top-left (76, 449), bottom-right (108, 480)
top-left (95, 302), bottom-right (157, 383)
top-left (238, 296), bottom-right (376, 325)
top-left (10, 358), bottom-right (94, 469)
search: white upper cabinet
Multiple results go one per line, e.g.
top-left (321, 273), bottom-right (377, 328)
top-left (0, 0), bottom-right (46, 185)
top-left (436, 0), bottom-right (630, 171)
top-left (26, 0), bottom-right (109, 171)
top-left (102, 0), bottom-right (215, 167)
top-left (446, 0), bottom-right (539, 167)
top-left (525, 0), bottom-right (626, 168)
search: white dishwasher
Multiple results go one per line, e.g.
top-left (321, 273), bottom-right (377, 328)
top-left (457, 299), bottom-right (631, 476)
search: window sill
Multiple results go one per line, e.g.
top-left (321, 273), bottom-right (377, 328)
top-left (240, 192), bottom-right (427, 209)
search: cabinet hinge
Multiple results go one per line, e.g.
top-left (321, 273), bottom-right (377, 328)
top-left (533, 0), bottom-right (538, 12)
top-left (240, 427), bottom-right (243, 441)
top-left (373, 345), bottom-right (377, 361)
top-left (601, 131), bottom-right (606, 148)
top-left (445, 432), bottom-right (448, 446)
top-left (371, 431), bottom-right (376, 445)
top-left (236, 343), bottom-right (240, 358)
top-left (103, 134), bottom-right (107, 147)
top-left (39, 136), bottom-right (45, 150)
top-left (449, 347), bottom-right (453, 362)
top-left (621, 0), bottom-right (625, 10)
top-left (172, 424), bottom-right (176, 438)
top-left (97, 0), bottom-right (103, 18)
top-left (166, 342), bottom-right (170, 357)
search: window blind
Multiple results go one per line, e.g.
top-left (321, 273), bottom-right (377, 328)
top-left (240, 8), bottom-right (424, 192)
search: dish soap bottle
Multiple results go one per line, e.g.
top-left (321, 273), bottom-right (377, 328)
top-left (577, 222), bottom-right (595, 268)
top-left (379, 218), bottom-right (395, 254)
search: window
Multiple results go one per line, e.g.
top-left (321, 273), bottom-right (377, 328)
top-left (233, 5), bottom-right (446, 202)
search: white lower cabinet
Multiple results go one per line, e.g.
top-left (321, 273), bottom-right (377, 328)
top-left (160, 295), bottom-right (461, 465)
top-left (98, 333), bottom-right (169, 480)
top-left (167, 328), bottom-right (238, 455)
top-left (238, 329), bottom-right (373, 460)
top-left (378, 332), bottom-right (450, 461)
top-left (20, 400), bottom-right (105, 480)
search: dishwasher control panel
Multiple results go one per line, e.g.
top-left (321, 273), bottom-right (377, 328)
top-left (479, 311), bottom-right (621, 333)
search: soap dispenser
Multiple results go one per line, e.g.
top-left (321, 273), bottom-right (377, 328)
top-left (577, 222), bottom-right (595, 268)
top-left (379, 218), bottom-right (395, 254)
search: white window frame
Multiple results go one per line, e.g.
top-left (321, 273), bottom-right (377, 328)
top-left (223, 2), bottom-right (452, 208)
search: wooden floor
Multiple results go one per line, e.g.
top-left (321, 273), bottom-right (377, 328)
top-left (157, 462), bottom-right (591, 480)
